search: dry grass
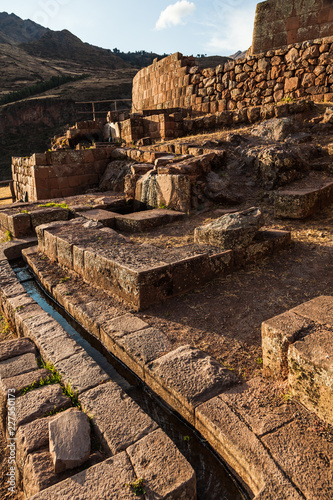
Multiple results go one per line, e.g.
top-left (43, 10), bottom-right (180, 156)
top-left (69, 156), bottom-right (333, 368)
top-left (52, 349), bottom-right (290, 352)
top-left (0, 186), bottom-right (12, 206)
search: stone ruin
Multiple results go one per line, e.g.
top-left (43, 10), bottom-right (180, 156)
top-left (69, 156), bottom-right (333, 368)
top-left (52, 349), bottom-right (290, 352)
top-left (0, 2), bottom-right (333, 499)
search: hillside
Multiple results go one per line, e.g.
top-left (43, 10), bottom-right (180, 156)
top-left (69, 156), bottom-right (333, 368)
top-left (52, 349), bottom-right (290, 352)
top-left (0, 11), bottom-right (48, 44)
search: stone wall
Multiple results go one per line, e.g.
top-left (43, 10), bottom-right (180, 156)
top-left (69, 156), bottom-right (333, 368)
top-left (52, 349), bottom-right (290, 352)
top-left (132, 38), bottom-right (333, 117)
top-left (119, 112), bottom-right (185, 143)
top-left (12, 148), bottom-right (114, 202)
top-left (252, 0), bottom-right (333, 54)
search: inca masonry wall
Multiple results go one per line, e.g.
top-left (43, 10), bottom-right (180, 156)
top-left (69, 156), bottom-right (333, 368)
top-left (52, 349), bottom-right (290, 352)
top-left (132, 37), bottom-right (333, 116)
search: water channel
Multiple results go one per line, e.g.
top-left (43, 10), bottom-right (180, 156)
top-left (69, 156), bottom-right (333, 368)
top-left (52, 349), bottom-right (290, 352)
top-left (12, 259), bottom-right (249, 500)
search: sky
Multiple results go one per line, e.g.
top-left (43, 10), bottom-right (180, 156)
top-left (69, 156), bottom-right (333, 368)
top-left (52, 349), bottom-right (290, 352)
top-left (2, 0), bottom-right (259, 56)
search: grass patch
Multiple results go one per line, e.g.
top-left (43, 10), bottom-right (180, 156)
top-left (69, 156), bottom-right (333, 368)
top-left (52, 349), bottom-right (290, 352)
top-left (38, 202), bottom-right (69, 209)
top-left (124, 478), bottom-right (146, 496)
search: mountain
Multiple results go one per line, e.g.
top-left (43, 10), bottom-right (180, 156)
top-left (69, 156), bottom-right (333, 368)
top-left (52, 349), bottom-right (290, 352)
top-left (0, 12), bottom-right (48, 44)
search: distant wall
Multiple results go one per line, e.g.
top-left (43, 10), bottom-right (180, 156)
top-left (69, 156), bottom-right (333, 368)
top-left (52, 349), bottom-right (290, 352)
top-left (12, 148), bottom-right (114, 202)
top-left (132, 38), bottom-right (333, 119)
top-left (252, 0), bottom-right (333, 54)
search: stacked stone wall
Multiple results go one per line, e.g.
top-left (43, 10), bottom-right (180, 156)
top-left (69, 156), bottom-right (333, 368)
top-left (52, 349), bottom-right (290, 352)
top-left (12, 148), bottom-right (114, 202)
top-left (252, 0), bottom-right (333, 54)
top-left (132, 37), bottom-right (333, 117)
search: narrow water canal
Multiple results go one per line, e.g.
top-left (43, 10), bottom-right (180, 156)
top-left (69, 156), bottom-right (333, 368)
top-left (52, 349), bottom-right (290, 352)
top-left (12, 259), bottom-right (249, 500)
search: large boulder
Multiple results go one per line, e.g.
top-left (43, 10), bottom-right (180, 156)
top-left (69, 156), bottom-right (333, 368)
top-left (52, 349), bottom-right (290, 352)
top-left (255, 145), bottom-right (308, 190)
top-left (251, 117), bottom-right (296, 142)
top-left (99, 160), bottom-right (136, 192)
top-left (194, 207), bottom-right (264, 249)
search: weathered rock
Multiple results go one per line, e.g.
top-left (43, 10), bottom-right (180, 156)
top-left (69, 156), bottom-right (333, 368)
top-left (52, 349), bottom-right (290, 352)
top-left (194, 207), bottom-right (264, 250)
top-left (115, 208), bottom-right (185, 232)
top-left (255, 145), bottom-right (308, 190)
top-left (49, 408), bottom-right (91, 473)
top-left (290, 295), bottom-right (333, 328)
top-left (15, 384), bottom-right (71, 428)
top-left (16, 415), bottom-right (57, 467)
top-left (1, 368), bottom-right (51, 396)
top-left (135, 171), bottom-right (191, 212)
top-left (79, 382), bottom-right (158, 454)
top-left (146, 345), bottom-right (236, 424)
top-left (23, 449), bottom-right (70, 498)
top-left (127, 428), bottom-right (196, 500)
top-left (0, 352), bottom-right (37, 381)
top-left (251, 117), bottom-right (296, 141)
top-left (99, 160), bottom-right (135, 192)
top-left (204, 172), bottom-right (242, 205)
top-left (79, 209), bottom-right (118, 228)
top-left (55, 351), bottom-right (110, 394)
top-left (0, 338), bottom-right (37, 362)
top-left (288, 327), bottom-right (333, 425)
top-left (29, 452), bottom-right (137, 500)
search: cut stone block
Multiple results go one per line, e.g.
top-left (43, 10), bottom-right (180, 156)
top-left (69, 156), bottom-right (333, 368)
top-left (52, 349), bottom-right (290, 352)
top-left (29, 452), bottom-right (137, 500)
top-left (80, 209), bottom-right (118, 228)
top-left (274, 189), bottom-right (321, 219)
top-left (146, 345), bottom-right (236, 424)
top-left (0, 338), bottom-right (37, 362)
top-left (7, 213), bottom-right (32, 238)
top-left (0, 352), bottom-right (37, 381)
top-left (127, 428), bottom-right (196, 500)
top-left (194, 207), bottom-right (264, 249)
top-left (49, 408), bottom-right (91, 473)
top-left (99, 314), bottom-right (149, 352)
top-left (30, 207), bottom-right (69, 228)
top-left (195, 395), bottom-right (300, 499)
top-left (288, 327), bottom-right (333, 425)
top-left (262, 420), bottom-right (333, 500)
top-left (16, 415), bottom-right (57, 466)
top-left (113, 327), bottom-right (173, 379)
top-left (115, 209), bottom-right (185, 232)
top-left (55, 351), bottom-right (110, 394)
top-left (220, 377), bottom-right (296, 436)
top-left (261, 310), bottom-right (313, 379)
top-left (23, 449), bottom-right (71, 498)
top-left (290, 295), bottom-right (333, 328)
top-left (0, 368), bottom-right (51, 396)
top-left (79, 382), bottom-right (158, 455)
top-left (14, 384), bottom-right (71, 428)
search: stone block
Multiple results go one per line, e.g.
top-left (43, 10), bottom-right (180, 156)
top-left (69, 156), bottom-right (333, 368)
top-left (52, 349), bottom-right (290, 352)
top-left (0, 353), bottom-right (37, 381)
top-left (14, 384), bottom-right (71, 428)
top-left (290, 295), bottom-right (333, 328)
top-left (127, 428), bottom-right (196, 500)
top-left (23, 449), bottom-right (70, 498)
top-left (49, 408), bottom-right (91, 473)
top-left (274, 189), bottom-right (321, 219)
top-left (114, 327), bottom-right (173, 379)
top-left (55, 351), bottom-right (110, 394)
top-left (0, 369), bottom-right (51, 397)
top-left (7, 213), bottom-right (32, 238)
top-left (16, 415), bottom-right (56, 468)
top-left (146, 345), bottom-right (236, 424)
top-left (262, 311), bottom-right (313, 379)
top-left (194, 207), bottom-right (264, 250)
top-left (29, 452), bottom-right (137, 500)
top-left (99, 314), bottom-right (149, 352)
top-left (262, 420), bottom-right (333, 500)
top-left (288, 327), bottom-right (333, 425)
top-left (0, 338), bottom-right (37, 362)
top-left (79, 382), bottom-right (158, 455)
top-left (80, 209), bottom-right (118, 228)
top-left (115, 209), bottom-right (185, 233)
top-left (30, 208), bottom-right (69, 228)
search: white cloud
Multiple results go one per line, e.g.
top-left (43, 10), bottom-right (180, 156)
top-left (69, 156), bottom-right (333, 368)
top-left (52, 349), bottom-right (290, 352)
top-left (155, 1), bottom-right (196, 31)
top-left (205, 8), bottom-right (254, 54)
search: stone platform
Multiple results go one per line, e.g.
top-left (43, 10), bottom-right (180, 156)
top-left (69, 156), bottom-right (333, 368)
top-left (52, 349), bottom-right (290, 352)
top-left (1, 240), bottom-right (331, 499)
top-left (36, 218), bottom-right (291, 310)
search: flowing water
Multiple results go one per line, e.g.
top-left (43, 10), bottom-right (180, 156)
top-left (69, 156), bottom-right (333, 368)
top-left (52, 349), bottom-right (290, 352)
top-left (12, 259), bottom-right (249, 500)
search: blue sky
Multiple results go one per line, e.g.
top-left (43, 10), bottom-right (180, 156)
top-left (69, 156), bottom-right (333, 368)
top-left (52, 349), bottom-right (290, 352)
top-left (2, 0), bottom-right (259, 56)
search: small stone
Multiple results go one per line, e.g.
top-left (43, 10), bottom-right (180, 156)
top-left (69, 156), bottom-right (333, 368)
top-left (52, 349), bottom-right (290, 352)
top-left (49, 408), bottom-right (91, 473)
top-left (194, 207), bottom-right (264, 250)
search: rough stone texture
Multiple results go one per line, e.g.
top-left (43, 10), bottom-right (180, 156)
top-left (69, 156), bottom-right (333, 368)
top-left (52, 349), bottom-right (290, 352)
top-left (290, 295), bottom-right (333, 327)
top-left (14, 384), bottom-right (71, 428)
top-left (288, 327), bottom-right (333, 425)
top-left (98, 160), bottom-right (134, 192)
top-left (16, 415), bottom-right (57, 466)
top-left (29, 452), bottom-right (137, 500)
top-left (194, 207), bottom-right (264, 250)
top-left (261, 310), bottom-right (313, 379)
top-left (251, 117), bottom-right (296, 142)
top-left (49, 408), bottom-right (91, 473)
top-left (80, 209), bottom-right (118, 228)
top-left (114, 327), bottom-right (173, 379)
top-left (135, 172), bottom-right (191, 212)
top-left (275, 180), bottom-right (333, 219)
top-left (0, 368), bottom-right (51, 396)
top-left (195, 396), bottom-right (301, 499)
top-left (115, 208), bottom-right (185, 232)
top-left (0, 338), bottom-right (37, 362)
top-left (146, 345), bottom-right (236, 424)
top-left (55, 351), bottom-right (110, 394)
top-left (0, 352), bottom-right (37, 381)
top-left (79, 382), bottom-right (158, 454)
top-left (255, 146), bottom-right (307, 190)
top-left (262, 420), bottom-right (333, 500)
top-left (23, 449), bottom-right (71, 498)
top-left (220, 377), bottom-right (296, 436)
top-left (127, 428), bottom-right (196, 500)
